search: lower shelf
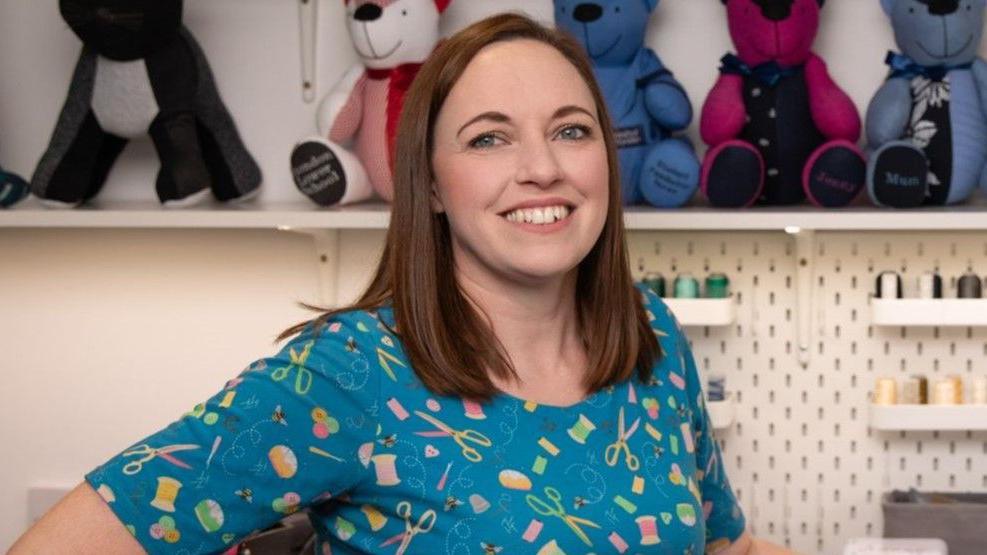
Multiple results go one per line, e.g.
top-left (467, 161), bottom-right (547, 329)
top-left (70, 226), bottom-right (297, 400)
top-left (707, 394), bottom-right (735, 431)
top-left (663, 297), bottom-right (736, 327)
top-left (869, 403), bottom-right (987, 431)
top-left (871, 298), bottom-right (987, 327)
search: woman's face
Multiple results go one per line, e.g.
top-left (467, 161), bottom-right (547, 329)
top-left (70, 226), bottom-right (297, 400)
top-left (430, 39), bottom-right (609, 289)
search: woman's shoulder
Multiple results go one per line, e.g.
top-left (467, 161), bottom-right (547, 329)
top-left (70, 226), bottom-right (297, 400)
top-left (634, 283), bottom-right (683, 342)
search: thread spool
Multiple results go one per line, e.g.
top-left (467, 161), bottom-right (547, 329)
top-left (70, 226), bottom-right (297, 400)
top-left (902, 376), bottom-right (928, 404)
top-left (360, 505), bottom-right (388, 531)
top-left (707, 374), bottom-right (726, 402)
top-left (386, 397), bottom-right (409, 421)
top-left (705, 273), bottom-right (730, 299)
top-left (874, 378), bottom-right (897, 405)
top-left (918, 272), bottom-right (943, 299)
top-left (673, 273), bottom-right (699, 299)
top-left (958, 272), bottom-right (983, 298)
top-left (635, 515), bottom-right (660, 545)
top-left (371, 454), bottom-right (401, 486)
top-left (532, 455), bottom-right (548, 475)
top-left (642, 272), bottom-right (666, 297)
top-left (875, 271), bottom-right (903, 299)
top-left (462, 399), bottom-right (487, 420)
top-left (950, 375), bottom-right (964, 404)
top-left (150, 477), bottom-right (182, 513)
top-left (972, 376), bottom-right (987, 405)
top-left (932, 378), bottom-right (959, 405)
top-left (522, 518), bottom-right (543, 542)
top-left (608, 531), bottom-right (630, 553)
top-left (567, 414), bottom-right (596, 444)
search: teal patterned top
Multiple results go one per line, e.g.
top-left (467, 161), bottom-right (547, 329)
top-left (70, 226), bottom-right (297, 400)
top-left (85, 286), bottom-right (746, 554)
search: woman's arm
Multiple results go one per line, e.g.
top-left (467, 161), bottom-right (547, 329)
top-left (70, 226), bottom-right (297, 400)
top-left (10, 482), bottom-right (145, 554)
top-left (713, 530), bottom-right (804, 555)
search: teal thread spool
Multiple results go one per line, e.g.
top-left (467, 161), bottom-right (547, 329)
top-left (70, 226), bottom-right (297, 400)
top-left (705, 273), bottom-right (730, 298)
top-left (673, 273), bottom-right (699, 299)
top-left (642, 272), bottom-right (666, 297)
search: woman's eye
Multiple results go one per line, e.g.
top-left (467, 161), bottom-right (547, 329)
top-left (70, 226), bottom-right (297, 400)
top-left (468, 134), bottom-right (502, 149)
top-left (557, 125), bottom-right (590, 141)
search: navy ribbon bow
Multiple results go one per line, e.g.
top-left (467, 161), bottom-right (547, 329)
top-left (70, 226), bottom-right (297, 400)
top-left (718, 53), bottom-right (801, 87)
top-left (885, 51), bottom-right (971, 81)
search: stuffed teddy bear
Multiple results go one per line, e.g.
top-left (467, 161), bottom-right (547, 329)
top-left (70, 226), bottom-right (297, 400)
top-left (866, 0), bottom-right (987, 208)
top-left (441, 0), bottom-right (554, 38)
top-left (700, 0), bottom-right (865, 208)
top-left (31, 0), bottom-right (261, 208)
top-left (290, 0), bottom-right (449, 207)
top-left (0, 166), bottom-right (29, 208)
top-left (555, 0), bottom-right (700, 208)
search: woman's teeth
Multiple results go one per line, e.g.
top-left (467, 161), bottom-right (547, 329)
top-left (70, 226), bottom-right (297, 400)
top-left (503, 205), bottom-right (571, 225)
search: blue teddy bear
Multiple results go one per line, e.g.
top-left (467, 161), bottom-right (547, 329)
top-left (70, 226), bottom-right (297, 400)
top-left (555, 0), bottom-right (699, 207)
top-left (866, 0), bottom-right (987, 207)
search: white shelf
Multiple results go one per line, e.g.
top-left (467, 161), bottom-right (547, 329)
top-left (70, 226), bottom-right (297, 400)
top-left (8, 196), bottom-right (987, 230)
top-left (664, 297), bottom-right (735, 327)
top-left (707, 394), bottom-right (735, 431)
top-left (869, 404), bottom-right (987, 431)
top-left (871, 298), bottom-right (987, 327)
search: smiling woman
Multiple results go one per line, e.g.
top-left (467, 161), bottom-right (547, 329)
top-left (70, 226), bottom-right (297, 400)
top-left (12, 12), bottom-right (787, 555)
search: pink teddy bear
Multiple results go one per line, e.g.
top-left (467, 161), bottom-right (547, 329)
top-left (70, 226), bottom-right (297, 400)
top-left (700, 0), bottom-right (865, 208)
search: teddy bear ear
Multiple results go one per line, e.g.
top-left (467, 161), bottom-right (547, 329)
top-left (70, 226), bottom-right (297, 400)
top-left (645, 0), bottom-right (660, 11)
top-left (879, 0), bottom-right (896, 15)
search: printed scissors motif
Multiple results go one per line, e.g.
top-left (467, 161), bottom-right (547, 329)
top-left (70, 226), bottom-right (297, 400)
top-left (122, 443), bottom-right (200, 475)
top-left (413, 410), bottom-right (491, 462)
top-left (271, 340), bottom-right (314, 394)
top-left (525, 486), bottom-right (601, 546)
top-left (604, 406), bottom-right (641, 470)
top-left (378, 500), bottom-right (436, 555)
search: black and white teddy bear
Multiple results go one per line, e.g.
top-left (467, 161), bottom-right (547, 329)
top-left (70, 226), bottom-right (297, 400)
top-left (31, 0), bottom-right (261, 208)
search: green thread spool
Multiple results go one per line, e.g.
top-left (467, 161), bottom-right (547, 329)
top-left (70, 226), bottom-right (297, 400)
top-left (673, 273), bottom-right (699, 299)
top-left (567, 414), bottom-right (596, 444)
top-left (532, 455), bottom-right (548, 475)
top-left (642, 273), bottom-right (666, 297)
top-left (614, 495), bottom-right (637, 514)
top-left (705, 273), bottom-right (730, 298)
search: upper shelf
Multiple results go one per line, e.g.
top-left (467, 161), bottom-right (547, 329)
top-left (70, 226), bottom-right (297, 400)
top-left (7, 196), bottom-right (987, 231)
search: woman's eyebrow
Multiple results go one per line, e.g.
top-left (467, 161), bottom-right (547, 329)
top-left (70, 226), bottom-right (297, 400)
top-left (553, 105), bottom-right (597, 122)
top-left (457, 111), bottom-right (511, 138)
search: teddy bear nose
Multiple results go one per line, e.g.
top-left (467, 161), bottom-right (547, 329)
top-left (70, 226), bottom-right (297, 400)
top-left (573, 3), bottom-right (603, 23)
top-left (926, 0), bottom-right (959, 15)
top-left (354, 3), bottom-right (383, 21)
top-left (752, 0), bottom-right (793, 21)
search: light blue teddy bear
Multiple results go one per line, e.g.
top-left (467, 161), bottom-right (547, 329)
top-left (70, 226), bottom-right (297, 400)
top-left (867, 0), bottom-right (987, 207)
top-left (555, 0), bottom-right (700, 207)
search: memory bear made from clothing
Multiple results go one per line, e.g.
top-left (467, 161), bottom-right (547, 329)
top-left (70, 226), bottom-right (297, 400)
top-left (555, 0), bottom-right (701, 208)
top-left (701, 0), bottom-right (866, 207)
top-left (866, 0), bottom-right (987, 207)
top-left (290, 0), bottom-right (450, 207)
top-left (31, 0), bottom-right (261, 208)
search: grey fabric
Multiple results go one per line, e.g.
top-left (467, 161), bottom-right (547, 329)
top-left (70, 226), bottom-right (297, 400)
top-left (883, 490), bottom-right (987, 555)
top-left (30, 49), bottom-right (97, 197)
top-left (181, 27), bottom-right (261, 198)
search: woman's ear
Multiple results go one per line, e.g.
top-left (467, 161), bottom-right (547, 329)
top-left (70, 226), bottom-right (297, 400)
top-left (430, 183), bottom-right (445, 213)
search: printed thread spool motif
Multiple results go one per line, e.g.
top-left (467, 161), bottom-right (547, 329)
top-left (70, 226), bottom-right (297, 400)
top-left (567, 414), bottom-right (596, 444)
top-left (150, 477), bottom-right (182, 513)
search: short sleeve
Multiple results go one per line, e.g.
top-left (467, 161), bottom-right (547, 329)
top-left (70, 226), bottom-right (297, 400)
top-left (84, 311), bottom-right (381, 554)
top-left (640, 287), bottom-right (747, 550)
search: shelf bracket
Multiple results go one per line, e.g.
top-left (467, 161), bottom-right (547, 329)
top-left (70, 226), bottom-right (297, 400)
top-left (284, 227), bottom-right (339, 306)
top-left (299, 0), bottom-right (318, 103)
top-left (788, 227), bottom-right (816, 368)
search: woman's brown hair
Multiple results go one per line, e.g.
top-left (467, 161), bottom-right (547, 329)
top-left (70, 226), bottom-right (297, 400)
top-left (279, 13), bottom-right (661, 402)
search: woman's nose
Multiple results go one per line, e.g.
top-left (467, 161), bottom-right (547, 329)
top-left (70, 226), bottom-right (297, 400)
top-left (516, 139), bottom-right (563, 187)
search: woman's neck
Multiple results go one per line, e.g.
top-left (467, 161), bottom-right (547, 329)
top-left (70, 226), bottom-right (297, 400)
top-left (455, 267), bottom-right (586, 387)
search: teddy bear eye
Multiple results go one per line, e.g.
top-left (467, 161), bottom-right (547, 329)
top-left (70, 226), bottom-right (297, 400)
top-left (402, 9), bottom-right (407, 15)
top-left (615, 5), bottom-right (621, 12)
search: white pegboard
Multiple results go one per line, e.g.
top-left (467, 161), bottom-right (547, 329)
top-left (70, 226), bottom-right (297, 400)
top-left (627, 231), bottom-right (987, 555)
top-left (333, 229), bottom-right (987, 553)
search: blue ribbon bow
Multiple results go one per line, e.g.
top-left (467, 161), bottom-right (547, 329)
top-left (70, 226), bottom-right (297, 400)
top-left (885, 51), bottom-right (971, 81)
top-left (718, 53), bottom-right (801, 87)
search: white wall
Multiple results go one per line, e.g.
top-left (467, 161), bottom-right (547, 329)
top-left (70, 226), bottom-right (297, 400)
top-left (0, 0), bottom-right (973, 550)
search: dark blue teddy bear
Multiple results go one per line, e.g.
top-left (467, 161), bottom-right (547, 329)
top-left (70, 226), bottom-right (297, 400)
top-left (866, 0), bottom-right (987, 207)
top-left (0, 166), bottom-right (29, 208)
top-left (555, 0), bottom-right (700, 207)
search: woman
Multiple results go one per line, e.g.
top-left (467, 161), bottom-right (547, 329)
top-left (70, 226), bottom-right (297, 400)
top-left (13, 14), bottom-right (791, 555)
